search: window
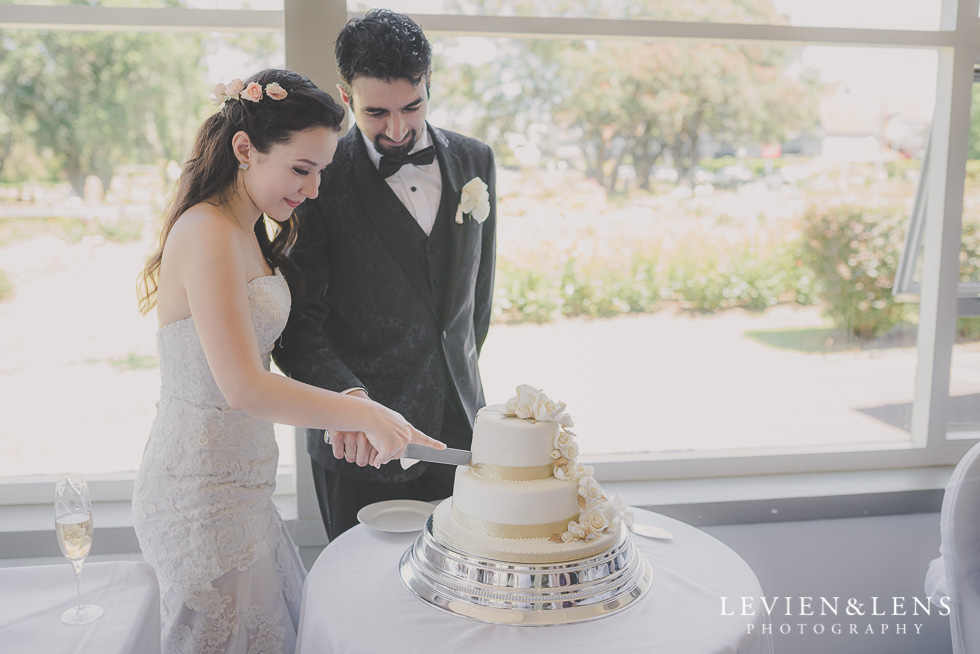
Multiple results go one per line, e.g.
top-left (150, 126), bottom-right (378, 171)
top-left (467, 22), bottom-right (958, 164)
top-left (1, 0), bottom-right (978, 505)
top-left (0, 8), bottom-right (289, 482)
top-left (428, 36), bottom-right (935, 459)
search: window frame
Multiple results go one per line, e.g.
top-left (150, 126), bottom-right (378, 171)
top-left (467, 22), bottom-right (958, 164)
top-left (1, 0), bottom-right (979, 530)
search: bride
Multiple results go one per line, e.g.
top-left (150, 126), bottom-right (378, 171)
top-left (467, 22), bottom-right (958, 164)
top-left (133, 69), bottom-right (444, 654)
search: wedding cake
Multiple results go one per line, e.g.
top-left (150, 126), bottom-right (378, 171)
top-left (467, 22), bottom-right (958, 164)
top-left (430, 385), bottom-right (624, 564)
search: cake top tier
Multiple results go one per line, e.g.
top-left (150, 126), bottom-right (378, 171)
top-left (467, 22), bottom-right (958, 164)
top-left (471, 406), bottom-right (560, 473)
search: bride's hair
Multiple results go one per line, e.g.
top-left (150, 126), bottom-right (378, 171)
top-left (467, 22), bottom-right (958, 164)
top-left (137, 68), bottom-right (345, 315)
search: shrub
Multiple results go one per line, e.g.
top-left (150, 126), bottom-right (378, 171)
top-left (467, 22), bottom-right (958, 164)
top-left (664, 237), bottom-right (808, 312)
top-left (801, 203), bottom-right (914, 339)
top-left (493, 241), bottom-right (662, 323)
top-left (0, 270), bottom-right (12, 301)
top-left (492, 263), bottom-right (563, 324)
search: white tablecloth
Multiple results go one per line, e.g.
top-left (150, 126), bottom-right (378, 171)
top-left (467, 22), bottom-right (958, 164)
top-left (297, 509), bottom-right (772, 654)
top-left (0, 560), bottom-right (161, 654)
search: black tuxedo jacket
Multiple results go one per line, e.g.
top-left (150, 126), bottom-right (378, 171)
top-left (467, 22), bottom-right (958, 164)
top-left (273, 124), bottom-right (496, 482)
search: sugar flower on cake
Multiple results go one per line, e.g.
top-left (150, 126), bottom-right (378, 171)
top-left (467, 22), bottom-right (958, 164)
top-left (578, 476), bottom-right (605, 506)
top-left (561, 521), bottom-right (588, 543)
top-left (610, 493), bottom-right (634, 530)
top-left (582, 506), bottom-right (610, 536)
top-left (504, 384), bottom-right (568, 423)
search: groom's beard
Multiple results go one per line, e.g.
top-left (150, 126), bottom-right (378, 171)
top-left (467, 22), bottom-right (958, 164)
top-left (373, 130), bottom-right (418, 158)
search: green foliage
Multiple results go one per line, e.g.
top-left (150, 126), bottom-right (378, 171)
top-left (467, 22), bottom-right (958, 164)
top-left (0, 28), bottom-right (210, 193)
top-left (493, 241), bottom-right (662, 323)
top-left (801, 203), bottom-right (914, 339)
top-left (699, 157), bottom-right (786, 176)
top-left (970, 83), bottom-right (980, 162)
top-left (0, 269), bottom-right (12, 301)
top-left (664, 238), bottom-right (810, 312)
top-left (883, 159), bottom-right (922, 181)
top-left (437, 0), bottom-right (819, 192)
top-left (493, 264), bottom-right (563, 323)
top-left (109, 352), bottom-right (159, 371)
top-left (956, 318), bottom-right (980, 341)
top-left (966, 160), bottom-right (980, 185)
top-left (492, 225), bottom-right (815, 323)
top-left (0, 216), bottom-right (144, 247)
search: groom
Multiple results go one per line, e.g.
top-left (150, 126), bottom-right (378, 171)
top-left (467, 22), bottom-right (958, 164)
top-left (274, 9), bottom-right (497, 541)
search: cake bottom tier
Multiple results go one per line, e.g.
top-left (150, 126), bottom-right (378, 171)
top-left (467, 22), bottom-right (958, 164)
top-left (402, 508), bottom-right (653, 625)
top-left (430, 499), bottom-right (619, 564)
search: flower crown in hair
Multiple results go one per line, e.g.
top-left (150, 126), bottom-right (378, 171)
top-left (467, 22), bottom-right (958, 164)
top-left (211, 79), bottom-right (288, 106)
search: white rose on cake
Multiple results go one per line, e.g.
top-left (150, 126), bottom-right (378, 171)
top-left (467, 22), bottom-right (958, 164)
top-left (562, 520), bottom-right (588, 542)
top-left (504, 385), bottom-right (569, 423)
top-left (578, 476), bottom-right (604, 505)
top-left (558, 439), bottom-right (579, 461)
top-left (554, 463), bottom-right (575, 481)
top-left (580, 507), bottom-right (610, 539)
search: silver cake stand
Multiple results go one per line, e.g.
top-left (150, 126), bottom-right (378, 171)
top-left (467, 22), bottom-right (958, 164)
top-left (399, 515), bottom-right (653, 626)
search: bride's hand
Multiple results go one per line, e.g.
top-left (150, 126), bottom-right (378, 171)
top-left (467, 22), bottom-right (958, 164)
top-left (365, 404), bottom-right (445, 468)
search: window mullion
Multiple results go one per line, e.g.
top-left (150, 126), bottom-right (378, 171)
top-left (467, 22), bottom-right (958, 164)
top-left (912, 44), bottom-right (974, 449)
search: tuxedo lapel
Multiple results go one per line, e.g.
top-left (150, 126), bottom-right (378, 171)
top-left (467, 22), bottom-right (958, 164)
top-left (348, 130), bottom-right (438, 319)
top-left (432, 126), bottom-right (470, 328)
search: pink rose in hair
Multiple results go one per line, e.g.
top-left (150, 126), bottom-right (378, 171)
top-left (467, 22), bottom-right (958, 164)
top-left (226, 79), bottom-right (245, 96)
top-left (211, 82), bottom-right (227, 105)
top-left (265, 82), bottom-right (288, 101)
top-left (241, 82), bottom-right (263, 103)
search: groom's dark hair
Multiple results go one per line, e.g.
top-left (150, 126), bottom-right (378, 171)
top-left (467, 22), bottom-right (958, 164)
top-left (335, 9), bottom-right (432, 97)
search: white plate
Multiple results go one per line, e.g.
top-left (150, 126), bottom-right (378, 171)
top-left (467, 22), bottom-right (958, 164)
top-left (357, 500), bottom-right (435, 533)
top-left (630, 523), bottom-right (674, 540)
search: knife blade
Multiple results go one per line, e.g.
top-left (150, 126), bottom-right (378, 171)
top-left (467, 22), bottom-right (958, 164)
top-left (324, 434), bottom-right (472, 467)
top-left (404, 443), bottom-right (472, 466)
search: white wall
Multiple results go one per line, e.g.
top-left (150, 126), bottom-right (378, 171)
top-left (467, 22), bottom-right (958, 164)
top-left (704, 513), bottom-right (951, 654)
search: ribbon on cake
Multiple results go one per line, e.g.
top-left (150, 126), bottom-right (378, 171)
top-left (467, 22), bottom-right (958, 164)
top-left (451, 504), bottom-right (579, 540)
top-left (470, 462), bottom-right (555, 482)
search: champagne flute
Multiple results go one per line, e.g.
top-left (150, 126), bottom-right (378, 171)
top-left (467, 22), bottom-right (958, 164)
top-left (54, 478), bottom-right (103, 625)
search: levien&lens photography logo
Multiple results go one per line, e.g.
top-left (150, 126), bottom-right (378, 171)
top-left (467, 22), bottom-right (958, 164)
top-left (721, 596), bottom-right (951, 637)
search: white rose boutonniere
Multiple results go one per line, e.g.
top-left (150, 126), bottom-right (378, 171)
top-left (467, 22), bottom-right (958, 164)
top-left (456, 177), bottom-right (490, 224)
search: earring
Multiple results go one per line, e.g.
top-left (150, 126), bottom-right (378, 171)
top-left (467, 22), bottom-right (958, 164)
top-left (239, 162), bottom-right (249, 171)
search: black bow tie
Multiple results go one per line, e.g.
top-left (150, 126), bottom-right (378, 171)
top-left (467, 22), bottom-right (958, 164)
top-left (378, 146), bottom-right (436, 178)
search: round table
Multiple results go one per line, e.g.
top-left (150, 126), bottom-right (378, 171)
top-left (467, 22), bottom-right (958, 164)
top-left (0, 561), bottom-right (161, 654)
top-left (296, 508), bottom-right (773, 654)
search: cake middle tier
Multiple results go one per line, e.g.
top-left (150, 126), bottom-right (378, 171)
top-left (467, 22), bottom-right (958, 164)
top-left (451, 466), bottom-right (581, 538)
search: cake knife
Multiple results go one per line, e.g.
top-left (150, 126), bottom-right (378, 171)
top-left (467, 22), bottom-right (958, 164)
top-left (403, 443), bottom-right (472, 466)
top-left (324, 434), bottom-right (472, 467)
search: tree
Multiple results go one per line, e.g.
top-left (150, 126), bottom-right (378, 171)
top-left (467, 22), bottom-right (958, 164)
top-left (0, 28), bottom-right (209, 194)
top-left (969, 83), bottom-right (980, 162)
top-left (437, 0), bottom-right (820, 192)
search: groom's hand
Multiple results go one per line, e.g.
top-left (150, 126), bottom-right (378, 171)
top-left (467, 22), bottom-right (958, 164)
top-left (329, 390), bottom-right (379, 467)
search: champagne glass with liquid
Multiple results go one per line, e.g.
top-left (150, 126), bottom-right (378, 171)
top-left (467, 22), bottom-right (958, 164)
top-left (54, 478), bottom-right (103, 625)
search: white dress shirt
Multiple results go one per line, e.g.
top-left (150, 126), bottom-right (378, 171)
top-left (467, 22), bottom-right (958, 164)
top-left (361, 127), bottom-right (443, 236)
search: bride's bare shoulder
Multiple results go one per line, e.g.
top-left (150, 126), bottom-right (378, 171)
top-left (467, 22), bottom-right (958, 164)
top-left (165, 204), bottom-right (240, 254)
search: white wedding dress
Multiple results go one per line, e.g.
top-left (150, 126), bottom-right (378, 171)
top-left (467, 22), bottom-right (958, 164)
top-left (133, 270), bottom-right (305, 654)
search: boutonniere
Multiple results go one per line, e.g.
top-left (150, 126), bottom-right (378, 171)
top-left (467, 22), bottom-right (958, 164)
top-left (455, 177), bottom-right (491, 224)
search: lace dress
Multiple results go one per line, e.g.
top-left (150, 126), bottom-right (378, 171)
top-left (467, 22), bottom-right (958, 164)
top-left (133, 270), bottom-right (305, 654)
